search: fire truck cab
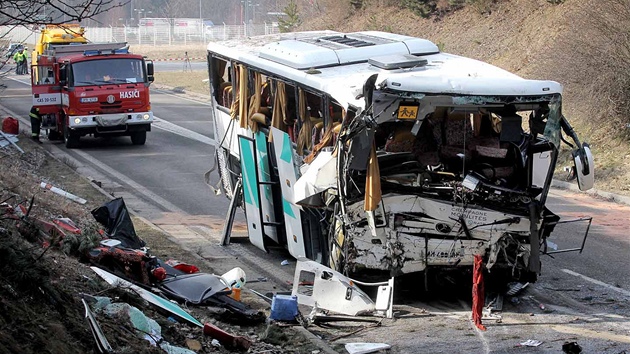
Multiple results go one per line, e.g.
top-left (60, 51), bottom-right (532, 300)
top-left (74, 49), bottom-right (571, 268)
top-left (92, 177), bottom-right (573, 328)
top-left (31, 42), bottom-right (154, 148)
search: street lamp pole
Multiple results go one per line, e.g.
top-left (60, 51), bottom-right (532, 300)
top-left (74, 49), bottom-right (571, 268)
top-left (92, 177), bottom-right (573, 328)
top-left (199, 0), bottom-right (202, 20)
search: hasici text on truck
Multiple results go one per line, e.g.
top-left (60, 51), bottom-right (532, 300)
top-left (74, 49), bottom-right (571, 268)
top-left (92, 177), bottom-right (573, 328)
top-left (206, 31), bottom-right (595, 290)
top-left (31, 40), bottom-right (154, 148)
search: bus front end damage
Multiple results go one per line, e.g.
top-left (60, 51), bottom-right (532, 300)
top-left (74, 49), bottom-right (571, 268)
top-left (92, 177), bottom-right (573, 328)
top-left (298, 78), bottom-right (594, 287)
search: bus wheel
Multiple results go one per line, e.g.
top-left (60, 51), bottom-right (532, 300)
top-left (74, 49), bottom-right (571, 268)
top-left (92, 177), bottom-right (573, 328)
top-left (64, 124), bottom-right (80, 149)
top-left (130, 130), bottom-right (147, 145)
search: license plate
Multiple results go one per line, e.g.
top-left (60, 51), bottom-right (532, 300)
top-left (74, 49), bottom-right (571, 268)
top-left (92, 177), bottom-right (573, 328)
top-left (397, 104), bottom-right (418, 120)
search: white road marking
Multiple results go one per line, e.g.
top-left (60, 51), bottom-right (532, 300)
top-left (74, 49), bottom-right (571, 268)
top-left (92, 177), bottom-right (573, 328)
top-left (152, 116), bottom-right (215, 146)
top-left (562, 269), bottom-right (630, 297)
top-left (9, 76), bottom-right (31, 85)
top-left (151, 88), bottom-right (212, 106)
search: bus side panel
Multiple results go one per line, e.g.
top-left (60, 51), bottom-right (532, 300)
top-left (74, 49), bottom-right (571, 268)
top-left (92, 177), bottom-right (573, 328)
top-left (255, 131), bottom-right (279, 243)
top-left (270, 127), bottom-right (306, 258)
top-left (238, 135), bottom-right (267, 252)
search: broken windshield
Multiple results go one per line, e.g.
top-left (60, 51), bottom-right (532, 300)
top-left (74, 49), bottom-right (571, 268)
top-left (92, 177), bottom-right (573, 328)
top-left (71, 58), bottom-right (145, 87)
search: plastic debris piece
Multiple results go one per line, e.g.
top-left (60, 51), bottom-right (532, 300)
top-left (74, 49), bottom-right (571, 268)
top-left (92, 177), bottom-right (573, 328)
top-left (81, 297), bottom-right (113, 354)
top-left (345, 342), bottom-right (391, 354)
top-left (506, 282), bottom-right (529, 296)
top-left (281, 260), bottom-right (290, 266)
top-left (270, 294), bottom-right (299, 321)
top-left (91, 198), bottom-right (145, 249)
top-left (166, 259), bottom-right (200, 274)
top-left (204, 323), bottom-right (251, 350)
top-left (53, 217), bottom-right (81, 234)
top-left (91, 266), bottom-right (204, 327)
top-left (520, 339), bottom-right (543, 347)
top-left (40, 182), bottom-right (86, 204)
top-left (562, 341), bottom-right (582, 354)
top-left (221, 267), bottom-right (247, 288)
top-left (185, 339), bottom-right (202, 351)
top-left (211, 339), bottom-right (221, 347)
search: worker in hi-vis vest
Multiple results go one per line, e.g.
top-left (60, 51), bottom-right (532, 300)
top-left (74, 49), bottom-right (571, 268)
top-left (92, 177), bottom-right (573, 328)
top-left (29, 106), bottom-right (42, 143)
top-left (13, 48), bottom-right (27, 75)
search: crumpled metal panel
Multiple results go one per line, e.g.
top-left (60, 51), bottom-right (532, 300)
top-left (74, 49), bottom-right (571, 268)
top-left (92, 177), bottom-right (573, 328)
top-left (343, 194), bottom-right (533, 274)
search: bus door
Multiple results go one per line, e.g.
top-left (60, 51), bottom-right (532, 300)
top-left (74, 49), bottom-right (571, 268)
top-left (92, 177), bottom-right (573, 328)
top-left (270, 127), bottom-right (307, 258)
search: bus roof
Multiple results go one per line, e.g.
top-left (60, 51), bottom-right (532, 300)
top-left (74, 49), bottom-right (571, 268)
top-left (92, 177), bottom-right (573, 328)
top-left (207, 31), bottom-right (562, 108)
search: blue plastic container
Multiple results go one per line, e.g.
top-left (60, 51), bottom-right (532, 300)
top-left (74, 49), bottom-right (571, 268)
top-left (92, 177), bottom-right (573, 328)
top-left (270, 294), bottom-right (298, 321)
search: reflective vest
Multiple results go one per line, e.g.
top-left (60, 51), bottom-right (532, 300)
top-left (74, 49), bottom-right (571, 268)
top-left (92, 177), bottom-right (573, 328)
top-left (13, 52), bottom-right (26, 63)
top-left (29, 106), bottom-right (41, 120)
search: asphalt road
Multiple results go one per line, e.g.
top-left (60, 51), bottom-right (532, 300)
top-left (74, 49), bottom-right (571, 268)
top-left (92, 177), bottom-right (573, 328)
top-left (2, 69), bottom-right (630, 353)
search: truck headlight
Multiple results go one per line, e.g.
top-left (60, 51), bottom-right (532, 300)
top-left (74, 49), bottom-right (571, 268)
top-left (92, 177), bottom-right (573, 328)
top-left (143, 114), bottom-right (150, 120)
top-left (74, 118), bottom-right (81, 124)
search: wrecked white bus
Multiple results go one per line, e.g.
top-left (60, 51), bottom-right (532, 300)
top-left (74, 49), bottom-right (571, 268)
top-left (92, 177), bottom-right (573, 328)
top-left (206, 31), bottom-right (594, 288)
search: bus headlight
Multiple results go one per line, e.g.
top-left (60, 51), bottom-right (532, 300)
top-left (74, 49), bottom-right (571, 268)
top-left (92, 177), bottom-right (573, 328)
top-left (74, 118), bottom-right (81, 124)
top-left (143, 113), bottom-right (150, 120)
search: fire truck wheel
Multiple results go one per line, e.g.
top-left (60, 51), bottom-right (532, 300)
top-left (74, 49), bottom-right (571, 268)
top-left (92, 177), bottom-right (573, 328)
top-left (130, 130), bottom-right (147, 145)
top-left (63, 125), bottom-right (80, 149)
top-left (47, 130), bottom-right (62, 141)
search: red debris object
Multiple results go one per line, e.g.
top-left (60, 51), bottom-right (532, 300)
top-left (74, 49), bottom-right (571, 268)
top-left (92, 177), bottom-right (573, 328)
top-left (203, 322), bottom-right (252, 351)
top-left (166, 259), bottom-right (200, 274)
top-left (52, 217), bottom-right (81, 234)
top-left (2, 117), bottom-right (19, 135)
top-left (472, 254), bottom-right (486, 331)
top-left (152, 267), bottom-right (167, 281)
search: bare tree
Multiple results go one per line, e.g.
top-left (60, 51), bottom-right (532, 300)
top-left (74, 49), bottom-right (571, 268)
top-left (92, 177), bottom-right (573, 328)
top-left (0, 0), bottom-right (127, 26)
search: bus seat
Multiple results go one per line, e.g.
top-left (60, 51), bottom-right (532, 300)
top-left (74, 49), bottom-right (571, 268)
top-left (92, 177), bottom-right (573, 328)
top-left (311, 121), bottom-right (325, 148)
top-left (258, 106), bottom-right (271, 118)
top-left (385, 127), bottom-right (416, 153)
top-left (250, 112), bottom-right (268, 126)
top-left (222, 86), bottom-right (233, 107)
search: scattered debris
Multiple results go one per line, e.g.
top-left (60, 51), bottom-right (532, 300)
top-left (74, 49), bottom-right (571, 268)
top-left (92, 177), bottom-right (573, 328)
top-left (90, 295), bottom-right (196, 353)
top-left (40, 182), bottom-right (87, 204)
top-left (249, 289), bottom-right (273, 303)
top-left (281, 259), bottom-right (290, 266)
top-left (472, 254), bottom-right (486, 331)
top-left (91, 198), bottom-right (145, 249)
top-left (0, 131), bottom-right (21, 151)
top-left (166, 259), bottom-right (200, 273)
top-left (81, 296), bottom-right (114, 354)
top-left (203, 322), bottom-right (252, 351)
top-left (222, 266), bottom-right (247, 288)
top-left (91, 266), bottom-right (204, 327)
top-left (506, 282), bottom-right (530, 296)
top-left (292, 258), bottom-right (389, 317)
top-left (270, 294), bottom-right (299, 321)
top-left (519, 339), bottom-right (543, 347)
top-left (345, 342), bottom-right (391, 354)
top-left (562, 341), bottom-right (583, 353)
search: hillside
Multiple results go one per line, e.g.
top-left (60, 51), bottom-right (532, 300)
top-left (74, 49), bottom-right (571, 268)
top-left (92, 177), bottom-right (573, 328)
top-left (299, 0), bottom-right (630, 195)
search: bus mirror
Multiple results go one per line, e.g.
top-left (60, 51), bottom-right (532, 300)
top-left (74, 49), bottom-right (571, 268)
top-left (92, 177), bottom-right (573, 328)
top-left (362, 74), bottom-right (378, 109)
top-left (573, 143), bottom-right (594, 191)
top-left (147, 61), bottom-right (154, 77)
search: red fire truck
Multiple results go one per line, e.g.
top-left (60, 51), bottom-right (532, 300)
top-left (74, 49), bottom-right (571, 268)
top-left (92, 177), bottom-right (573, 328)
top-left (31, 42), bottom-right (154, 148)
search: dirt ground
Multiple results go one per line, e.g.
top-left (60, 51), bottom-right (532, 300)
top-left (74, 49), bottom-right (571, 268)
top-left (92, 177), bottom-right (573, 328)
top-left (0, 135), bottom-right (320, 354)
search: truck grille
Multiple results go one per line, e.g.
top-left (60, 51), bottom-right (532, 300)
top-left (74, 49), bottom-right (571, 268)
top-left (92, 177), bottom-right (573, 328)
top-left (100, 100), bottom-right (122, 111)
